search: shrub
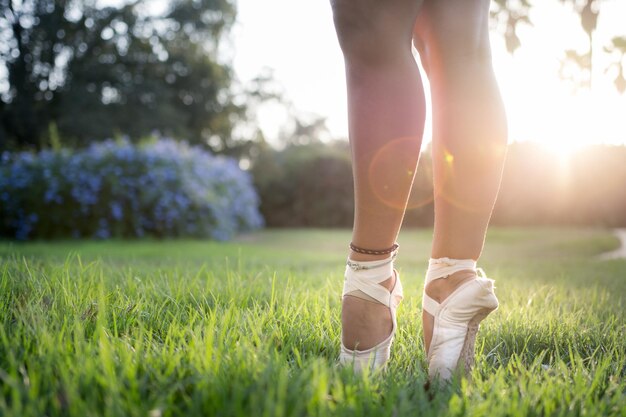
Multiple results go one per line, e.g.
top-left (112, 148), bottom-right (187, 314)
top-left (251, 141), bottom-right (438, 228)
top-left (252, 142), bottom-right (354, 227)
top-left (0, 138), bottom-right (263, 240)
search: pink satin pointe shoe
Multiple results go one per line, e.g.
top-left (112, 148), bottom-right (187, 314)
top-left (423, 257), bottom-right (499, 381)
top-left (339, 250), bottom-right (403, 372)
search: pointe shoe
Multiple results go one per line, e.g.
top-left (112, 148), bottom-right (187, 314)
top-left (339, 253), bottom-right (403, 372)
top-left (423, 258), bottom-right (499, 382)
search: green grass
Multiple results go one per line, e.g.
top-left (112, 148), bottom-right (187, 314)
top-left (1, 228), bottom-right (625, 417)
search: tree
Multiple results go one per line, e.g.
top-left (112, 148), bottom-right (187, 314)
top-left (491, 0), bottom-right (626, 94)
top-left (558, 0), bottom-right (599, 89)
top-left (0, 0), bottom-right (244, 151)
top-left (605, 36), bottom-right (626, 93)
top-left (490, 0), bottom-right (532, 54)
top-left (278, 113), bottom-right (331, 147)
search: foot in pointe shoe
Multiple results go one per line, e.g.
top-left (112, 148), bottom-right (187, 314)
top-left (339, 252), bottom-right (403, 373)
top-left (422, 258), bottom-right (499, 382)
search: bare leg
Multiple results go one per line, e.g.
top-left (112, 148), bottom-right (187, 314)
top-left (413, 0), bottom-right (508, 353)
top-left (331, 0), bottom-right (426, 350)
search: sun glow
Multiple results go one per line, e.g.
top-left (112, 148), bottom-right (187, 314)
top-left (490, 1), bottom-right (626, 156)
top-left (500, 72), bottom-right (625, 156)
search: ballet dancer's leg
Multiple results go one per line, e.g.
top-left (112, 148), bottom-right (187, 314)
top-left (413, 0), bottom-right (507, 359)
top-left (331, 0), bottom-right (426, 351)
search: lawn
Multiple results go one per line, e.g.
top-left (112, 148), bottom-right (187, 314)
top-left (1, 228), bottom-right (625, 417)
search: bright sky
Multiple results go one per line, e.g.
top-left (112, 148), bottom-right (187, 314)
top-left (231, 0), bottom-right (626, 151)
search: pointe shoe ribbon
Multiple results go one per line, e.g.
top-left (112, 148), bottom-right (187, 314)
top-left (339, 253), bottom-right (403, 372)
top-left (423, 257), bottom-right (499, 381)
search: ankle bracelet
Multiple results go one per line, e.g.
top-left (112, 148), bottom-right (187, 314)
top-left (346, 250), bottom-right (397, 271)
top-left (349, 242), bottom-right (399, 255)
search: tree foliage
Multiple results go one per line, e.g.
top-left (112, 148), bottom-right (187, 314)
top-left (0, 0), bottom-right (243, 151)
top-left (490, 0), bottom-right (532, 54)
top-left (491, 0), bottom-right (626, 93)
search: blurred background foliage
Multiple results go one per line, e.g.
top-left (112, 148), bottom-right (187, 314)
top-left (491, 0), bottom-right (626, 92)
top-left (0, 0), bottom-right (246, 152)
top-left (252, 140), bottom-right (353, 228)
top-left (253, 141), bottom-right (626, 228)
top-left (1, 0), bottom-right (626, 238)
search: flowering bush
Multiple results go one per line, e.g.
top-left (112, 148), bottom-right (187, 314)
top-left (0, 138), bottom-right (263, 240)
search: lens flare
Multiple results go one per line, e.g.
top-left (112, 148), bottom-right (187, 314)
top-left (368, 136), bottom-right (432, 210)
top-left (433, 143), bottom-right (507, 213)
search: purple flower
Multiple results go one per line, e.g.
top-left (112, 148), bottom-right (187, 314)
top-left (0, 136), bottom-right (263, 240)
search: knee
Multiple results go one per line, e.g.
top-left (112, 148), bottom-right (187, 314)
top-left (331, 1), bottom-right (413, 65)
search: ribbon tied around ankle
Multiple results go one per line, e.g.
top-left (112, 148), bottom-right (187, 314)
top-left (343, 252), bottom-right (400, 308)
